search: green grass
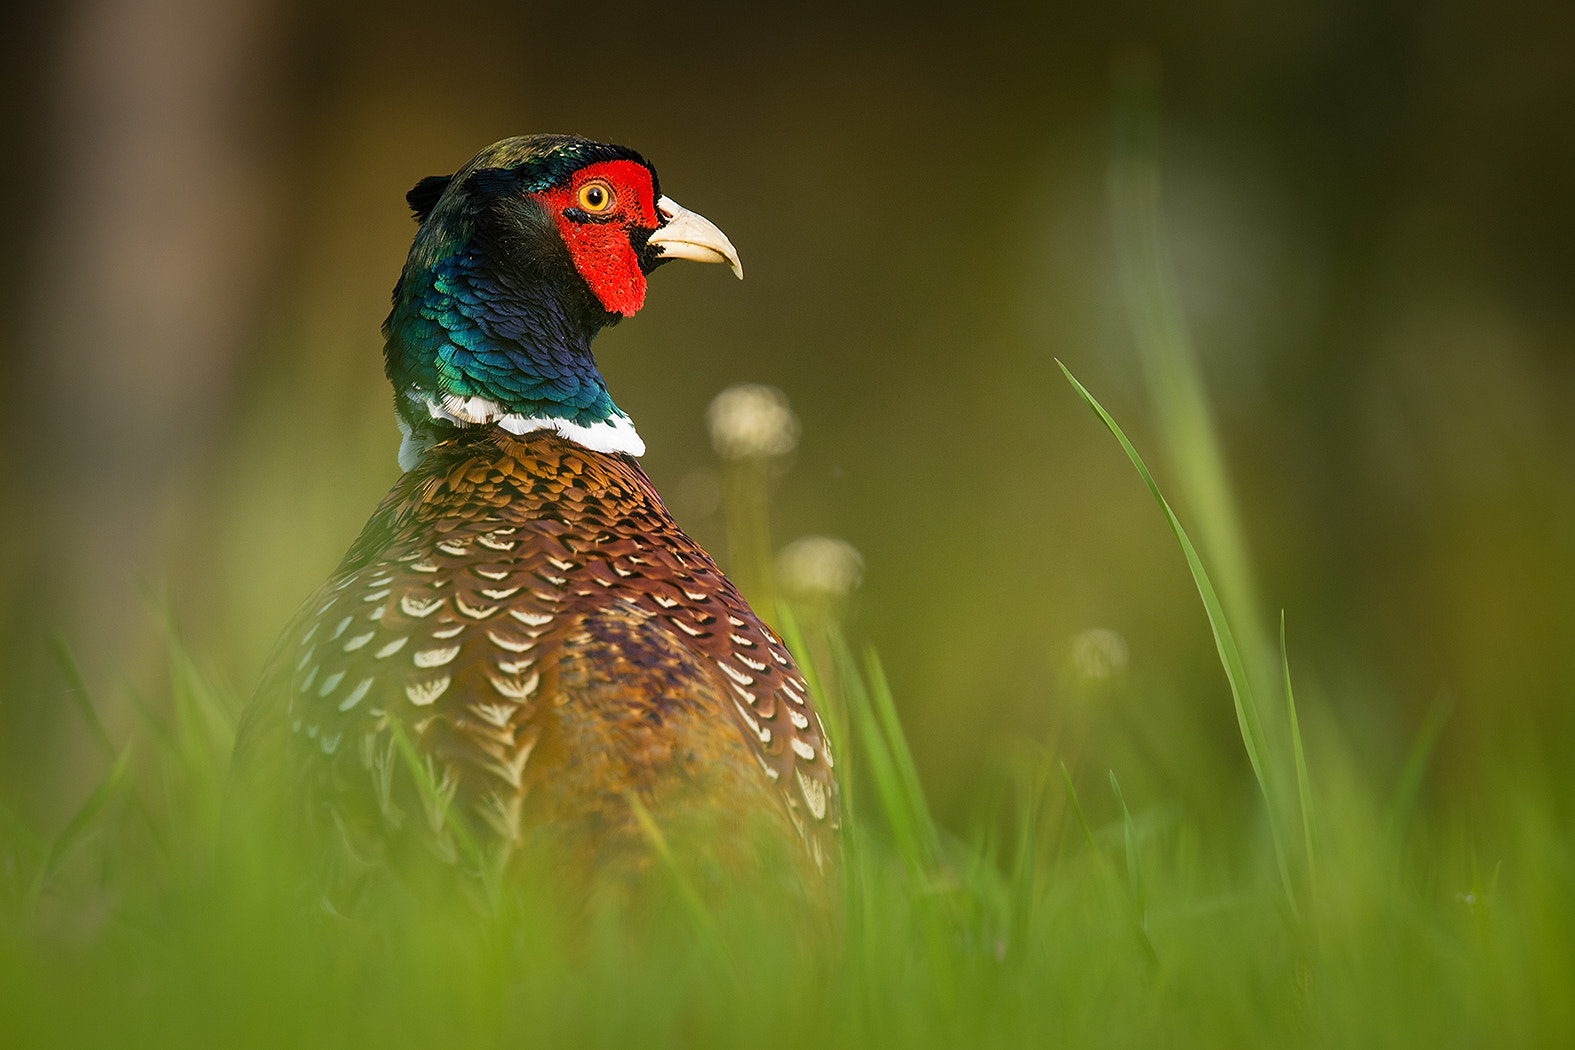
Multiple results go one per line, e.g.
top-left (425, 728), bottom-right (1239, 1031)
top-left (2, 365), bottom-right (1570, 1048)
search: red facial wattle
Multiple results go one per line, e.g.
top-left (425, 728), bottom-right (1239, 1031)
top-left (535, 159), bottom-right (659, 317)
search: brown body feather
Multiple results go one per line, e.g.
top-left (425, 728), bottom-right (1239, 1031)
top-left (236, 427), bottom-right (838, 887)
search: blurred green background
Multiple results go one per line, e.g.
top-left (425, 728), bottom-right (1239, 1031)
top-left (2, 0), bottom-right (1572, 869)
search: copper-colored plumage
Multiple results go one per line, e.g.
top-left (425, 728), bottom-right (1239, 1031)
top-left (238, 427), bottom-right (838, 883)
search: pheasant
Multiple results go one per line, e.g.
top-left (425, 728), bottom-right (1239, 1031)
top-left (235, 135), bottom-right (838, 887)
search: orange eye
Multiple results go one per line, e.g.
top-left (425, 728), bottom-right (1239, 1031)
top-left (577, 180), bottom-right (615, 213)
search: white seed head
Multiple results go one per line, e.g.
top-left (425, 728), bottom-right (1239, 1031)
top-left (777, 536), bottom-right (864, 600)
top-left (706, 383), bottom-right (800, 460)
top-left (1068, 628), bottom-right (1129, 682)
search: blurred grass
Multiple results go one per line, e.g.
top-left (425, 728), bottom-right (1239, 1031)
top-left (5, 93), bottom-right (1571, 1040)
top-left (2, 369), bottom-right (1570, 1047)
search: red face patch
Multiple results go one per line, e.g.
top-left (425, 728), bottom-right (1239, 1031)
top-left (534, 159), bottom-right (659, 317)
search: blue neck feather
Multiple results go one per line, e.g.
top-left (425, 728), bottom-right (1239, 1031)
top-left (386, 247), bottom-right (622, 427)
top-left (383, 239), bottom-right (643, 470)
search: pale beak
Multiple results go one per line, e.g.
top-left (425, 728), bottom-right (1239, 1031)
top-left (648, 196), bottom-right (744, 279)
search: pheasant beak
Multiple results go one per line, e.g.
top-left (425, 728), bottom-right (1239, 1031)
top-left (648, 196), bottom-right (744, 279)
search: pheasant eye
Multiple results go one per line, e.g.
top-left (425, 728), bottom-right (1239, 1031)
top-left (576, 180), bottom-right (615, 213)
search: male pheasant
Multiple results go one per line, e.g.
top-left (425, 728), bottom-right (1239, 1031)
top-left (236, 135), bottom-right (837, 886)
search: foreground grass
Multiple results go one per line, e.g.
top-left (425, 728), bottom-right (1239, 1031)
top-left (2, 380), bottom-right (1571, 1048)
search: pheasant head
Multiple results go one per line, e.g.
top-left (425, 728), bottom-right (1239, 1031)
top-left (383, 135), bottom-right (742, 470)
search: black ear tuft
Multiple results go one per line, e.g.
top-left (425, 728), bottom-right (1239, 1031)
top-left (466, 167), bottom-right (522, 199)
top-left (406, 175), bottom-right (453, 224)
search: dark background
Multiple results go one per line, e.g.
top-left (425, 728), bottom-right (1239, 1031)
top-left (3, 0), bottom-right (1572, 836)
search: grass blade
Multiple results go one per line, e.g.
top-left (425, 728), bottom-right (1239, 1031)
top-left (864, 647), bottom-right (941, 867)
top-left (26, 743), bottom-right (135, 912)
top-left (155, 601), bottom-right (237, 777)
top-left (1057, 359), bottom-right (1297, 917)
top-left (1281, 612), bottom-right (1318, 893)
top-left (50, 637), bottom-right (117, 763)
top-left (389, 721), bottom-right (484, 879)
top-left (0, 799), bottom-right (46, 907)
top-left (1387, 693), bottom-right (1453, 839)
top-left (833, 630), bottom-right (929, 874)
top-left (1061, 762), bottom-right (1157, 964)
top-left (774, 603), bottom-right (826, 713)
top-left (1006, 759), bottom-right (1046, 961)
top-left (1061, 762), bottom-right (1099, 857)
top-left (51, 637), bottom-right (169, 860)
top-left (1109, 770), bottom-right (1146, 927)
top-left (625, 790), bottom-right (736, 985)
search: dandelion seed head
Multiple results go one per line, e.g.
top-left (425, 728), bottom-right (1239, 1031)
top-left (1069, 628), bottom-right (1129, 682)
top-left (707, 383), bottom-right (800, 460)
top-left (777, 536), bottom-right (864, 600)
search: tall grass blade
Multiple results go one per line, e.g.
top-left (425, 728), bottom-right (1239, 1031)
top-left (26, 744), bottom-right (135, 912)
top-left (832, 629), bottom-right (931, 875)
top-left (389, 721), bottom-right (484, 879)
top-left (49, 636), bottom-right (117, 762)
top-left (1006, 760), bottom-right (1046, 962)
top-left (1057, 359), bottom-right (1297, 917)
top-left (624, 790), bottom-right (738, 987)
top-left (777, 606), bottom-right (864, 921)
top-left (1281, 612), bottom-right (1318, 893)
top-left (51, 636), bottom-right (167, 857)
top-left (864, 647), bottom-right (941, 868)
top-left (1060, 762), bottom-right (1099, 854)
top-left (0, 800), bottom-right (45, 864)
top-left (154, 599), bottom-right (237, 778)
top-left (1387, 693), bottom-right (1453, 838)
top-left (1109, 770), bottom-right (1146, 927)
top-left (0, 800), bottom-right (46, 907)
top-left (1062, 762), bottom-right (1157, 964)
top-left (775, 603), bottom-right (826, 714)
